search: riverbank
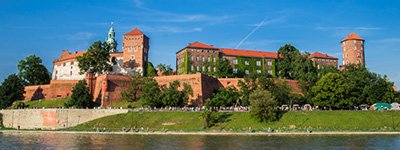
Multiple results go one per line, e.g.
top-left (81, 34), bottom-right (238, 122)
top-left (2, 130), bottom-right (400, 136)
top-left (68, 111), bottom-right (400, 132)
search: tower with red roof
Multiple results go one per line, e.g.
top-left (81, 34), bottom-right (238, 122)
top-left (341, 32), bottom-right (365, 66)
top-left (122, 28), bottom-right (150, 76)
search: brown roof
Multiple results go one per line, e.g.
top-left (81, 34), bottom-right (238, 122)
top-left (309, 52), bottom-right (338, 60)
top-left (187, 41), bottom-right (217, 49)
top-left (342, 32), bottom-right (364, 42)
top-left (124, 28), bottom-right (143, 36)
top-left (220, 48), bottom-right (278, 59)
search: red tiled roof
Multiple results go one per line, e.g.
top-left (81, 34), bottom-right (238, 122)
top-left (124, 28), bottom-right (143, 36)
top-left (220, 48), bottom-right (277, 59)
top-left (309, 52), bottom-right (338, 60)
top-left (55, 50), bottom-right (86, 62)
top-left (187, 41), bottom-right (217, 49)
top-left (342, 32), bottom-right (363, 42)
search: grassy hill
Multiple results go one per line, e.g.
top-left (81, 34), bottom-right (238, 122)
top-left (22, 97), bottom-right (70, 108)
top-left (69, 111), bottom-right (400, 132)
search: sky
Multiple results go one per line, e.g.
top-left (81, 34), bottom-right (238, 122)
top-left (0, 0), bottom-right (399, 87)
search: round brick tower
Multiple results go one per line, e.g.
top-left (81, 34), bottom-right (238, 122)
top-left (341, 32), bottom-right (365, 66)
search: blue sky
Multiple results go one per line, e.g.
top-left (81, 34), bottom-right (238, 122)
top-left (0, 0), bottom-right (399, 87)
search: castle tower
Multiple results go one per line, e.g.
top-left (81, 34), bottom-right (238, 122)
top-left (122, 28), bottom-right (149, 76)
top-left (106, 22), bottom-right (117, 52)
top-left (341, 32), bottom-right (365, 66)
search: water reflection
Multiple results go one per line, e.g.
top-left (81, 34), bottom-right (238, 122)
top-left (0, 132), bottom-right (400, 149)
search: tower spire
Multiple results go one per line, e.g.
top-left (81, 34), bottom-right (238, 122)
top-left (106, 22), bottom-right (117, 52)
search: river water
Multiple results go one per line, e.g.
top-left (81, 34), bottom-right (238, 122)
top-left (0, 132), bottom-right (399, 149)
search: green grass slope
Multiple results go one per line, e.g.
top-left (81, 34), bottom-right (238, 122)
top-left (69, 111), bottom-right (400, 132)
top-left (24, 97), bottom-right (70, 108)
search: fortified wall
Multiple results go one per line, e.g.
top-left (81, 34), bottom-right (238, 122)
top-left (23, 74), bottom-right (301, 107)
top-left (0, 109), bottom-right (128, 129)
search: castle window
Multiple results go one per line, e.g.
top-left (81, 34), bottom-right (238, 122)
top-left (63, 63), bottom-right (66, 66)
top-left (202, 66), bottom-right (205, 71)
top-left (202, 57), bottom-right (205, 62)
top-left (131, 55), bottom-right (135, 60)
top-left (232, 59), bottom-right (238, 64)
top-left (267, 61), bottom-right (272, 66)
top-left (196, 66), bottom-right (200, 71)
top-left (134, 46), bottom-right (138, 52)
top-left (245, 61), bottom-right (249, 65)
top-left (245, 70), bottom-right (249, 74)
top-left (190, 56), bottom-right (194, 61)
top-left (71, 61), bottom-right (74, 65)
top-left (207, 57), bottom-right (210, 62)
top-left (70, 71), bottom-right (72, 75)
top-left (233, 68), bottom-right (238, 74)
top-left (196, 56), bottom-right (199, 61)
top-left (256, 70), bottom-right (261, 74)
top-left (128, 47), bottom-right (132, 52)
top-left (191, 65), bottom-right (194, 71)
top-left (256, 61), bottom-right (261, 66)
top-left (208, 66), bottom-right (211, 72)
top-left (213, 67), bottom-right (216, 72)
top-left (213, 57), bottom-right (216, 62)
top-left (268, 70), bottom-right (272, 75)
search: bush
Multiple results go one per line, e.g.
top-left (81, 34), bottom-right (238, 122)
top-left (249, 89), bottom-right (279, 122)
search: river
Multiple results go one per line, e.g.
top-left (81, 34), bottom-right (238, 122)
top-left (0, 132), bottom-right (399, 149)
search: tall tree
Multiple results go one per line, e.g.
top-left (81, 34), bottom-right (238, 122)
top-left (160, 81), bottom-right (192, 107)
top-left (140, 78), bottom-right (162, 108)
top-left (76, 41), bottom-right (111, 75)
top-left (276, 44), bottom-right (300, 79)
top-left (312, 73), bottom-right (349, 109)
top-left (0, 74), bottom-right (25, 109)
top-left (206, 86), bottom-right (240, 109)
top-left (65, 80), bottom-right (96, 108)
top-left (216, 58), bottom-right (234, 78)
top-left (18, 55), bottom-right (51, 85)
top-left (156, 64), bottom-right (174, 76)
top-left (146, 62), bottom-right (157, 77)
top-left (250, 89), bottom-right (279, 122)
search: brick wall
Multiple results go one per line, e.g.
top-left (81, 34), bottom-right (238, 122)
top-left (24, 80), bottom-right (79, 101)
top-left (24, 74), bottom-right (302, 107)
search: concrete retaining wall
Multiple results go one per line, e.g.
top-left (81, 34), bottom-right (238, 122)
top-left (0, 109), bottom-right (128, 130)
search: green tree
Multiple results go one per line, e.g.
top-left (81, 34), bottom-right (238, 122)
top-left (156, 64), bottom-right (174, 76)
top-left (216, 58), bottom-right (234, 78)
top-left (140, 78), bottom-right (162, 108)
top-left (0, 74), bottom-right (25, 109)
top-left (249, 89), bottom-right (279, 122)
top-left (160, 80), bottom-right (193, 107)
top-left (121, 77), bottom-right (149, 102)
top-left (312, 73), bottom-right (349, 109)
top-left (206, 86), bottom-right (240, 109)
top-left (276, 44), bottom-right (300, 79)
top-left (76, 41), bottom-right (111, 74)
top-left (147, 62), bottom-right (157, 77)
top-left (238, 80), bottom-right (251, 106)
top-left (18, 55), bottom-right (51, 85)
top-left (65, 80), bottom-right (96, 108)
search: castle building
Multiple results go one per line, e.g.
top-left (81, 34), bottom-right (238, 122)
top-left (52, 25), bottom-right (149, 80)
top-left (176, 42), bottom-right (337, 76)
top-left (308, 52), bottom-right (339, 69)
top-left (341, 32), bottom-right (365, 66)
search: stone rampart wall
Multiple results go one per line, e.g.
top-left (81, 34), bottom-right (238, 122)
top-left (0, 109), bottom-right (128, 129)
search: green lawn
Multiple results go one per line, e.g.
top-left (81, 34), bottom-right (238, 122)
top-left (23, 97), bottom-right (70, 108)
top-left (69, 111), bottom-right (400, 132)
